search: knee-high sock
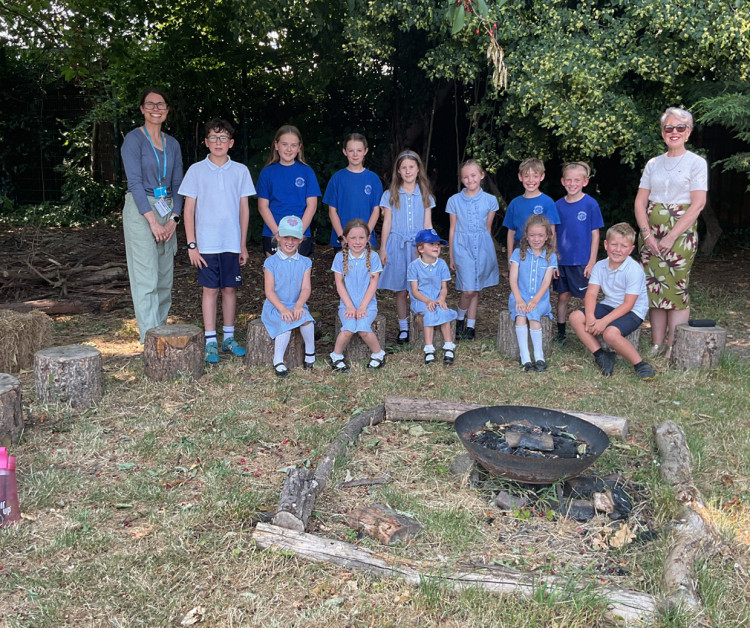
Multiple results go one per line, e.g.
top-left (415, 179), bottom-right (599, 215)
top-left (530, 328), bottom-right (544, 361)
top-left (273, 331), bottom-right (291, 365)
top-left (515, 325), bottom-right (531, 364)
top-left (299, 323), bottom-right (315, 362)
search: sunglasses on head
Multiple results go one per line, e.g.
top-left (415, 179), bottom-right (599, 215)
top-left (663, 124), bottom-right (689, 133)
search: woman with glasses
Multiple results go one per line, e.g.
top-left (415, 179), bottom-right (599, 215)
top-left (121, 87), bottom-right (184, 343)
top-left (634, 107), bottom-right (707, 358)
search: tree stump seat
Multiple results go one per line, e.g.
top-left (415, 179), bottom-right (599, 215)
top-left (496, 310), bottom-right (554, 361)
top-left (34, 344), bottom-right (103, 409)
top-left (670, 323), bottom-right (726, 369)
top-left (409, 312), bottom-right (456, 346)
top-left (598, 328), bottom-right (641, 357)
top-left (334, 314), bottom-right (386, 362)
top-left (245, 318), bottom-right (304, 368)
top-left (143, 325), bottom-right (204, 381)
top-left (0, 374), bottom-right (24, 447)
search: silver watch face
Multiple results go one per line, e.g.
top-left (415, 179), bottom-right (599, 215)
top-left (188, 242), bottom-right (197, 249)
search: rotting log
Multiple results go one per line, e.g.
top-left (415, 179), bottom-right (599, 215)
top-left (384, 396), bottom-right (628, 441)
top-left (669, 324), bottom-right (726, 370)
top-left (0, 374), bottom-right (24, 447)
top-left (34, 344), bottom-right (103, 410)
top-left (1, 299), bottom-right (102, 315)
top-left (654, 420), bottom-right (718, 612)
top-left (272, 405), bottom-right (385, 531)
top-left (143, 325), bottom-right (204, 382)
top-left (345, 503), bottom-right (422, 545)
top-left (334, 313), bottom-right (386, 362)
top-left (253, 522), bottom-right (656, 624)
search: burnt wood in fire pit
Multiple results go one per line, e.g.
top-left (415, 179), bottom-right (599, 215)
top-left (455, 406), bottom-right (610, 484)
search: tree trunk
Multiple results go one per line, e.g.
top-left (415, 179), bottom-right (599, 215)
top-left (245, 318), bottom-right (304, 369)
top-left (0, 374), bottom-right (24, 447)
top-left (410, 313), bottom-right (456, 346)
top-left (669, 324), bottom-right (726, 370)
top-left (346, 503), bottom-right (422, 545)
top-left (496, 310), bottom-right (555, 361)
top-left (334, 314), bottom-right (386, 362)
top-left (698, 196), bottom-right (722, 256)
top-left (599, 328), bottom-right (641, 356)
top-left (34, 345), bottom-right (103, 410)
top-left (143, 325), bottom-right (204, 382)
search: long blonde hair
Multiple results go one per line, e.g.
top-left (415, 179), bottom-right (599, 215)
top-left (340, 219), bottom-right (372, 276)
top-left (387, 151), bottom-right (433, 210)
top-left (265, 125), bottom-right (308, 166)
top-left (518, 214), bottom-right (556, 262)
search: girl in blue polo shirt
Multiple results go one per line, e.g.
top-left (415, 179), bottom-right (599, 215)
top-left (257, 125), bottom-right (321, 257)
top-left (509, 215), bottom-right (558, 372)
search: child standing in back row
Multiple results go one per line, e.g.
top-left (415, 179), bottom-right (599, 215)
top-left (261, 216), bottom-right (316, 377)
top-left (379, 151), bottom-right (435, 344)
top-left (503, 158), bottom-right (559, 268)
top-left (257, 125), bottom-right (321, 258)
top-left (325, 133), bottom-right (383, 249)
top-left (179, 119), bottom-right (255, 364)
top-left (553, 162), bottom-right (604, 345)
top-left (447, 159), bottom-right (500, 341)
top-left (509, 215), bottom-right (558, 372)
top-left (329, 219), bottom-right (386, 372)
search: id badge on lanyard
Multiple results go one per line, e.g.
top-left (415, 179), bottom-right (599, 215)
top-left (144, 126), bottom-right (169, 208)
top-left (153, 198), bottom-right (171, 217)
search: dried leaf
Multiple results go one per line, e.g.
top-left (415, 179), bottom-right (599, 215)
top-left (609, 523), bottom-right (636, 549)
top-left (128, 525), bottom-right (155, 539)
top-left (408, 425), bottom-right (428, 437)
top-left (180, 605), bottom-right (206, 626)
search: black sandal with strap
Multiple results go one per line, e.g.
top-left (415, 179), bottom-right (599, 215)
top-left (303, 352), bottom-right (316, 370)
top-left (424, 351), bottom-right (436, 365)
top-left (274, 362), bottom-right (289, 378)
top-left (443, 348), bottom-right (455, 365)
top-left (330, 358), bottom-right (350, 372)
top-left (367, 355), bottom-right (386, 369)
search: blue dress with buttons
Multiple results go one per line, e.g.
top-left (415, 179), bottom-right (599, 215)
top-left (261, 252), bottom-right (315, 338)
top-left (446, 189), bottom-right (500, 291)
top-left (508, 248), bottom-right (558, 321)
top-left (332, 250), bottom-right (383, 333)
top-left (407, 257), bottom-right (458, 327)
top-left (378, 187), bottom-right (435, 292)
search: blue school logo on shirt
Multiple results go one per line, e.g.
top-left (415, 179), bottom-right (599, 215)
top-left (533, 205), bottom-right (543, 214)
top-left (364, 185), bottom-right (372, 195)
top-left (295, 177), bottom-right (305, 188)
top-left (577, 211), bottom-right (587, 221)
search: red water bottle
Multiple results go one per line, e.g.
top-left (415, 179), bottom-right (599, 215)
top-left (0, 447), bottom-right (20, 527)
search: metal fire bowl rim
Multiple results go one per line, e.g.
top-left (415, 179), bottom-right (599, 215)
top-left (454, 405), bottom-right (610, 485)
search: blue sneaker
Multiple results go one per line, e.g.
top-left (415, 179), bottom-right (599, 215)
top-left (205, 341), bottom-right (220, 364)
top-left (222, 337), bottom-right (246, 357)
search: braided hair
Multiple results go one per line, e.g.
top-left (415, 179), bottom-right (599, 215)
top-left (340, 218), bottom-right (372, 276)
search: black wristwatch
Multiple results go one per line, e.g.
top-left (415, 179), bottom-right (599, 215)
top-left (171, 214), bottom-right (181, 224)
top-left (187, 242), bottom-right (197, 250)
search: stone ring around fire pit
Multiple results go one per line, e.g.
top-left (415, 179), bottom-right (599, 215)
top-left (454, 405), bottom-right (610, 485)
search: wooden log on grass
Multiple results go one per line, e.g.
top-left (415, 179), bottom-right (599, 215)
top-left (143, 325), bottom-right (204, 381)
top-left (384, 396), bottom-right (628, 441)
top-left (34, 345), bottom-right (102, 410)
top-left (245, 318), bottom-right (304, 369)
top-left (598, 328), bottom-right (641, 356)
top-left (654, 420), bottom-right (719, 612)
top-left (496, 310), bottom-right (554, 361)
top-left (0, 309), bottom-right (52, 373)
top-left (272, 404), bottom-right (385, 531)
top-left (669, 324), bottom-right (726, 370)
top-left (253, 522), bottom-right (656, 624)
top-left (346, 503), bottom-right (422, 545)
top-left (409, 312), bottom-right (456, 346)
top-left (334, 313), bottom-right (386, 362)
top-left (0, 374), bottom-right (24, 447)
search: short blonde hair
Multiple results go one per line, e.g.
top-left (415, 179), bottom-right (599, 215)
top-left (562, 161), bottom-right (591, 177)
top-left (606, 222), bottom-right (636, 245)
top-left (660, 107), bottom-right (693, 129)
top-left (519, 157), bottom-right (545, 175)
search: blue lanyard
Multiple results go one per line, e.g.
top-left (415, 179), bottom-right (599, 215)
top-left (142, 126), bottom-right (167, 183)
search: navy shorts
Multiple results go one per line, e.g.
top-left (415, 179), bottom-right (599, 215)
top-left (197, 252), bottom-right (242, 289)
top-left (582, 303), bottom-right (643, 337)
top-left (263, 236), bottom-right (314, 258)
top-left (553, 264), bottom-right (589, 296)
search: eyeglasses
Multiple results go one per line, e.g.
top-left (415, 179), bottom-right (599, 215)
top-left (663, 124), bottom-right (689, 133)
top-left (207, 135), bottom-right (231, 144)
top-left (143, 102), bottom-right (168, 110)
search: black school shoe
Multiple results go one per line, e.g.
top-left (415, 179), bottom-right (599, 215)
top-left (634, 361), bottom-right (655, 380)
top-left (443, 348), bottom-right (455, 365)
top-left (455, 319), bottom-right (466, 340)
top-left (396, 330), bottom-right (409, 345)
top-left (594, 350), bottom-right (616, 377)
top-left (534, 360), bottom-right (547, 372)
top-left (522, 362), bottom-right (535, 372)
top-left (464, 326), bottom-right (476, 341)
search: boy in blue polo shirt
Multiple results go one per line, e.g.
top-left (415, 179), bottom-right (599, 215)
top-left (569, 223), bottom-right (654, 380)
top-left (553, 162), bottom-right (604, 345)
top-left (180, 119), bottom-right (255, 363)
top-left (503, 157), bottom-right (560, 269)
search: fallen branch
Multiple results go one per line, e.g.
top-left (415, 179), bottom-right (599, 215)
top-left (253, 522), bottom-right (656, 624)
top-left (384, 396), bottom-right (628, 440)
top-left (1, 299), bottom-right (103, 314)
top-left (654, 420), bottom-right (719, 613)
top-left (338, 474), bottom-right (392, 489)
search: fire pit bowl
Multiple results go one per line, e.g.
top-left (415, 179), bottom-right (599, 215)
top-left (454, 406), bottom-right (610, 484)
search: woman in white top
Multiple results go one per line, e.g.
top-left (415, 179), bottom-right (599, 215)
top-left (634, 107), bottom-right (708, 358)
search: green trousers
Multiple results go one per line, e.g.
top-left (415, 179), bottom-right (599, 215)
top-left (123, 193), bottom-right (177, 343)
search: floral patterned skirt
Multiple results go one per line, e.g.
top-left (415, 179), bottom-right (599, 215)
top-left (638, 202), bottom-right (698, 311)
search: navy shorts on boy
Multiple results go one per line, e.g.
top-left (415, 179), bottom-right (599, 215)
top-left (553, 264), bottom-right (589, 296)
top-left (583, 303), bottom-right (643, 337)
top-left (197, 252), bottom-right (242, 288)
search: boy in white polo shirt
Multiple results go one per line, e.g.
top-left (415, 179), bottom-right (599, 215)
top-left (180, 119), bottom-right (255, 363)
top-left (569, 222), bottom-right (654, 380)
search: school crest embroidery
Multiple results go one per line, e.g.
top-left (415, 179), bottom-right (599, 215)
top-left (295, 177), bottom-right (305, 188)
